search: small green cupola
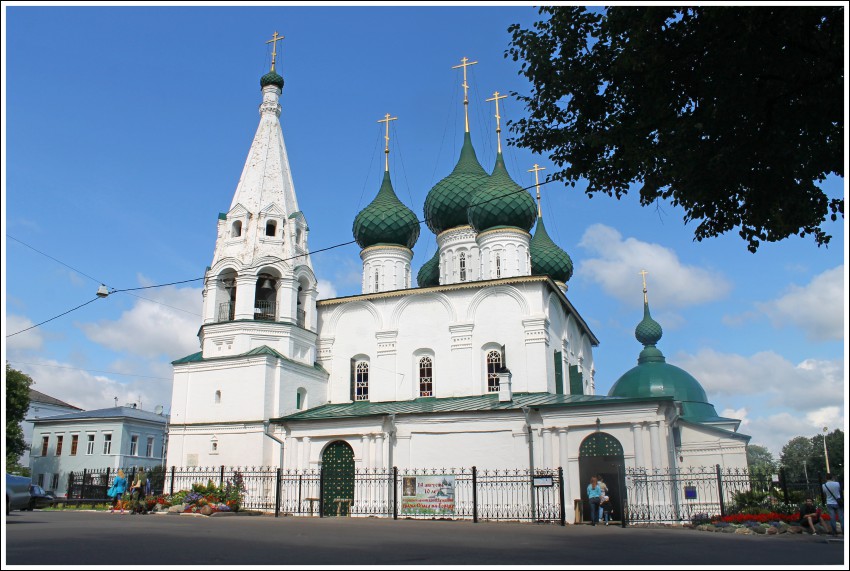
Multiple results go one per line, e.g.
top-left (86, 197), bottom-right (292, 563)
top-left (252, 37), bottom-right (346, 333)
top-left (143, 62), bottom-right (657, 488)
top-left (417, 249), bottom-right (440, 287)
top-left (530, 217), bottom-right (574, 284)
top-left (608, 283), bottom-right (724, 423)
top-left (423, 133), bottom-right (489, 235)
top-left (260, 70), bottom-right (284, 90)
top-left (352, 171), bottom-right (420, 249)
top-left (468, 153), bottom-right (537, 233)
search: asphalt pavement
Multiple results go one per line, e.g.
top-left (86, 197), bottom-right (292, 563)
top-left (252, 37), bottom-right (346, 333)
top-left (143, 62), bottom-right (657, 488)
top-left (4, 510), bottom-right (846, 566)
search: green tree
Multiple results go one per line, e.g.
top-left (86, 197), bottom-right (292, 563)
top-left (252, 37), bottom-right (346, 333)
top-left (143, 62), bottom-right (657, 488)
top-left (746, 444), bottom-right (777, 478)
top-left (506, 6), bottom-right (843, 252)
top-left (780, 436), bottom-right (815, 482)
top-left (806, 429), bottom-right (844, 479)
top-left (5, 364), bottom-right (33, 466)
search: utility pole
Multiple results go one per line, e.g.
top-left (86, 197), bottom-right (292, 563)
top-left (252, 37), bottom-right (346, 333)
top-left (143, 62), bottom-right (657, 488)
top-left (822, 427), bottom-right (831, 473)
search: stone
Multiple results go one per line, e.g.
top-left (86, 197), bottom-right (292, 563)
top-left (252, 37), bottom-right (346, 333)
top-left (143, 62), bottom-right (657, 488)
top-left (766, 527), bottom-right (778, 535)
top-left (735, 527), bottom-right (753, 535)
top-left (722, 526), bottom-right (737, 533)
top-left (696, 524), bottom-right (711, 532)
top-left (200, 505), bottom-right (213, 516)
top-left (167, 505), bottom-right (183, 514)
top-left (788, 526), bottom-right (803, 534)
top-left (752, 525), bottom-right (767, 534)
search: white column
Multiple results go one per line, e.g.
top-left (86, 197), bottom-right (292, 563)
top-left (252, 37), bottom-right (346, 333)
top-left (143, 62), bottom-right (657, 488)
top-left (375, 434), bottom-right (385, 470)
top-left (302, 436), bottom-right (312, 468)
top-left (292, 437), bottom-right (302, 470)
top-left (541, 428), bottom-right (553, 469)
top-left (557, 428), bottom-right (569, 469)
top-left (234, 275), bottom-right (257, 320)
top-left (648, 421), bottom-right (662, 470)
top-left (632, 423), bottom-right (646, 468)
top-left (361, 435), bottom-right (371, 469)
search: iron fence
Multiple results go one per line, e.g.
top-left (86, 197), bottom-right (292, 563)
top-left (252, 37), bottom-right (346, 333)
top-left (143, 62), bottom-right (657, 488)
top-left (66, 466), bottom-right (166, 499)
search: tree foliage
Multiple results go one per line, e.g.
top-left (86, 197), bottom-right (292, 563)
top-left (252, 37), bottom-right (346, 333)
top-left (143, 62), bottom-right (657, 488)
top-left (506, 6), bottom-right (843, 252)
top-left (746, 444), bottom-right (776, 478)
top-left (5, 363), bottom-right (33, 466)
top-left (779, 430), bottom-right (844, 482)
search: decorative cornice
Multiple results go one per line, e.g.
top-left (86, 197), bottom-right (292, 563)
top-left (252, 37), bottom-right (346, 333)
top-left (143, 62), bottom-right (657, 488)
top-left (476, 227), bottom-right (532, 241)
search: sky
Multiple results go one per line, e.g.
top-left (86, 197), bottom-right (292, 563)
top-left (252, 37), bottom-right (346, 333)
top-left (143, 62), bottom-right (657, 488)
top-left (3, 4), bottom-right (847, 459)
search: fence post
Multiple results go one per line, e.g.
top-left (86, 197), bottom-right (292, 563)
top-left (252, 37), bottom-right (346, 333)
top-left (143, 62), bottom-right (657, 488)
top-left (618, 463), bottom-right (627, 528)
top-left (297, 474), bottom-right (303, 514)
top-left (472, 466), bottom-right (478, 524)
top-left (67, 472), bottom-right (75, 499)
top-left (779, 467), bottom-right (789, 504)
top-left (275, 468), bottom-right (282, 518)
top-left (220, 465), bottom-right (225, 487)
top-left (130, 466), bottom-right (137, 488)
top-left (105, 467), bottom-right (111, 492)
top-left (82, 469), bottom-right (88, 499)
top-left (393, 467), bottom-right (398, 520)
top-left (558, 467), bottom-right (566, 527)
top-left (319, 465), bottom-right (324, 518)
top-left (715, 464), bottom-right (726, 518)
top-left (170, 466), bottom-right (176, 496)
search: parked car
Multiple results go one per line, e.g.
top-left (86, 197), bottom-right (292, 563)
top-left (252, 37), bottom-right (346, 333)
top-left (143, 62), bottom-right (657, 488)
top-left (25, 484), bottom-right (55, 510)
top-left (6, 473), bottom-right (32, 513)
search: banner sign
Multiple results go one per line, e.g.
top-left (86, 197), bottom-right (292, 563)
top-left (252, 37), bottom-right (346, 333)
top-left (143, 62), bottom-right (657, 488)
top-left (401, 475), bottom-right (455, 515)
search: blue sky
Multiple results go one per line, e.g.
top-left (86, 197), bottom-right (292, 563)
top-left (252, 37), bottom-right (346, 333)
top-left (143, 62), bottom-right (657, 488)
top-left (3, 5), bottom-right (846, 457)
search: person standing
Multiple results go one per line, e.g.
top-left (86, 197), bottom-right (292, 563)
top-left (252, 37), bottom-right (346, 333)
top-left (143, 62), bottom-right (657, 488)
top-left (597, 475), bottom-right (609, 522)
top-left (600, 494), bottom-right (612, 525)
top-left (587, 476), bottom-right (602, 526)
top-left (822, 473), bottom-right (843, 536)
top-left (109, 469), bottom-right (127, 514)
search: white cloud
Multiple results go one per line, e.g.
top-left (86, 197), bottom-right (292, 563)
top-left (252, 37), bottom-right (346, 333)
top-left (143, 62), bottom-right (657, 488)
top-left (720, 407), bottom-right (750, 428)
top-left (675, 349), bottom-right (844, 412)
top-left (5, 314), bottom-right (45, 351)
top-left (80, 285), bottom-right (203, 359)
top-left (316, 279), bottom-right (338, 300)
top-left (577, 224), bottom-right (731, 308)
top-left (756, 265), bottom-right (844, 341)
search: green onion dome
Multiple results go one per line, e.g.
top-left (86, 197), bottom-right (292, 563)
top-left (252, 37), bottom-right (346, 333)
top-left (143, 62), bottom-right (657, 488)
top-left (260, 70), bottom-right (284, 90)
top-left (423, 133), bottom-right (489, 234)
top-left (417, 250), bottom-right (440, 287)
top-left (608, 301), bottom-right (723, 423)
top-left (530, 217), bottom-right (573, 283)
top-left (468, 153), bottom-right (537, 233)
top-left (352, 171), bottom-right (420, 249)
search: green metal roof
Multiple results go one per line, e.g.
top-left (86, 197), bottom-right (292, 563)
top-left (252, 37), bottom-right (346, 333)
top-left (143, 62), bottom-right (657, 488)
top-left (218, 212), bottom-right (227, 220)
top-left (423, 132), bottom-right (489, 234)
top-left (635, 301), bottom-right (663, 346)
top-left (172, 345), bottom-right (327, 375)
top-left (272, 392), bottom-right (673, 422)
top-left (353, 170), bottom-right (420, 249)
top-left (416, 249), bottom-right (440, 287)
top-left (260, 70), bottom-right (284, 90)
top-left (530, 217), bottom-right (574, 283)
top-left (468, 153), bottom-right (537, 233)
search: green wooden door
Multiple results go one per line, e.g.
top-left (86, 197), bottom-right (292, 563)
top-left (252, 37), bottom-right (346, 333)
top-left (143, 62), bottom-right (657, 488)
top-left (569, 364), bottom-right (583, 396)
top-left (321, 441), bottom-right (355, 516)
top-left (554, 351), bottom-right (564, 395)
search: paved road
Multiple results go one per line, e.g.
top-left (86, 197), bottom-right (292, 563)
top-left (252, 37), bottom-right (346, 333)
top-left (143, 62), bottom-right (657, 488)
top-left (5, 511), bottom-right (845, 565)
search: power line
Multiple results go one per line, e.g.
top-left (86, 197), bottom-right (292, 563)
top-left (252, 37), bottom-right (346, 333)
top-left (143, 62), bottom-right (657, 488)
top-left (6, 297), bottom-right (101, 338)
top-left (7, 235), bottom-right (104, 284)
top-left (7, 361), bottom-right (172, 381)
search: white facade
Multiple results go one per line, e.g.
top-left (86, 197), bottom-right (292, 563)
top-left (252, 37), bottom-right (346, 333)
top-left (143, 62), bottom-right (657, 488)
top-left (361, 245), bottom-right (413, 293)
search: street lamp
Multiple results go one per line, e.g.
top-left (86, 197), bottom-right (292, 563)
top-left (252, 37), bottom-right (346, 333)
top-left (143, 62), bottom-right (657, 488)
top-left (822, 427), bottom-right (830, 474)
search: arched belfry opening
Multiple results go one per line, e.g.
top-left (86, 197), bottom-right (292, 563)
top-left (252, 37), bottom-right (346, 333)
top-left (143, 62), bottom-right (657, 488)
top-left (254, 271), bottom-right (279, 321)
top-left (296, 276), bottom-right (310, 328)
top-left (217, 269), bottom-right (238, 322)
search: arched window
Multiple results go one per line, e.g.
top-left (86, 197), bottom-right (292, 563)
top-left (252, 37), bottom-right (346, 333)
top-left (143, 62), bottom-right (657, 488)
top-left (459, 252), bottom-right (467, 282)
top-left (495, 254), bottom-right (501, 278)
top-left (374, 269), bottom-right (380, 293)
top-left (405, 267), bottom-right (410, 288)
top-left (419, 356), bottom-right (433, 397)
top-left (231, 220), bottom-right (242, 238)
top-left (265, 220), bottom-right (277, 237)
top-left (296, 388), bottom-right (307, 410)
top-left (296, 228), bottom-right (302, 245)
top-left (214, 390), bottom-right (221, 404)
top-left (486, 350), bottom-right (502, 392)
top-left (355, 362), bottom-right (369, 401)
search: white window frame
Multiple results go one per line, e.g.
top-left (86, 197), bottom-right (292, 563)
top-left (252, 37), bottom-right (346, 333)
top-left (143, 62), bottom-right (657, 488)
top-left (210, 437), bottom-right (219, 455)
top-left (418, 356), bottom-right (434, 397)
top-left (129, 434), bottom-right (139, 456)
top-left (486, 349), bottom-right (502, 393)
top-left (86, 433), bottom-right (95, 455)
top-left (102, 433), bottom-right (112, 455)
top-left (355, 361), bottom-right (369, 401)
top-left (459, 252), bottom-right (467, 282)
top-left (146, 436), bottom-right (155, 457)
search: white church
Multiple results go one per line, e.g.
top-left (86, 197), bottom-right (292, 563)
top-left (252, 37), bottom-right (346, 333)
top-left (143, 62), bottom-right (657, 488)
top-left (165, 44), bottom-right (749, 512)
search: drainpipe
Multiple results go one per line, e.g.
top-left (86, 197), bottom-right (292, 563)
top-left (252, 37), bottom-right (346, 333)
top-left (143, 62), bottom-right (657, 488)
top-left (263, 420), bottom-right (286, 469)
top-left (386, 414), bottom-right (397, 504)
top-left (521, 406), bottom-right (536, 519)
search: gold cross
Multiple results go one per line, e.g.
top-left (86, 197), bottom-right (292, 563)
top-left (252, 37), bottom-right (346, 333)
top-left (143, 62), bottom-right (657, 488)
top-left (377, 113), bottom-right (398, 172)
top-left (266, 31), bottom-right (285, 72)
top-left (528, 164), bottom-right (546, 217)
top-left (452, 56), bottom-right (478, 132)
top-left (639, 269), bottom-right (649, 303)
top-left (486, 91), bottom-right (508, 153)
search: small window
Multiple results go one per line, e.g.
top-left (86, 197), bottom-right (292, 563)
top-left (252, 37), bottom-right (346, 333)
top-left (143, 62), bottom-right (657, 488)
top-left (70, 435), bottom-right (79, 456)
top-left (86, 434), bottom-right (95, 455)
top-left (55, 435), bottom-right (64, 456)
top-left (130, 435), bottom-right (139, 456)
top-left (496, 254), bottom-right (501, 278)
top-left (37, 474), bottom-right (45, 487)
top-left (405, 267), bottom-right (410, 288)
top-left (215, 390), bottom-right (222, 404)
top-left (41, 436), bottom-right (49, 456)
top-left (459, 252), bottom-right (467, 282)
top-left (355, 361), bottom-right (369, 401)
top-left (265, 220), bottom-right (277, 237)
top-left (419, 356), bottom-right (433, 397)
top-left (487, 350), bottom-right (502, 392)
top-left (103, 434), bottom-right (112, 455)
top-left (296, 388), bottom-right (307, 410)
top-left (211, 440), bottom-right (218, 454)
top-left (231, 220), bottom-right (242, 238)
top-left (296, 228), bottom-right (302, 244)
top-left (146, 436), bottom-right (155, 457)
top-left (374, 269), bottom-right (380, 293)
top-left (51, 474), bottom-right (59, 491)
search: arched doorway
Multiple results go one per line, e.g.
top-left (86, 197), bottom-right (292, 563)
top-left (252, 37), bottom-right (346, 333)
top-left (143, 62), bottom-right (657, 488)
top-left (321, 440), bottom-right (355, 516)
top-left (578, 432), bottom-right (625, 523)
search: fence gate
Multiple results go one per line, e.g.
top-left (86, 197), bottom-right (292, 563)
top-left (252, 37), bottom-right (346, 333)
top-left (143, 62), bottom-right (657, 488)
top-left (321, 441), bottom-right (355, 516)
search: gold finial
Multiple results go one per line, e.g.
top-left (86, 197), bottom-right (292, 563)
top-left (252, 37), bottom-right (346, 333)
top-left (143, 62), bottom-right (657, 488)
top-left (266, 31), bottom-right (285, 72)
top-left (377, 113), bottom-right (398, 172)
top-left (528, 164), bottom-right (546, 217)
top-left (486, 91), bottom-right (508, 154)
top-left (452, 56), bottom-right (479, 133)
top-left (640, 269), bottom-right (649, 304)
